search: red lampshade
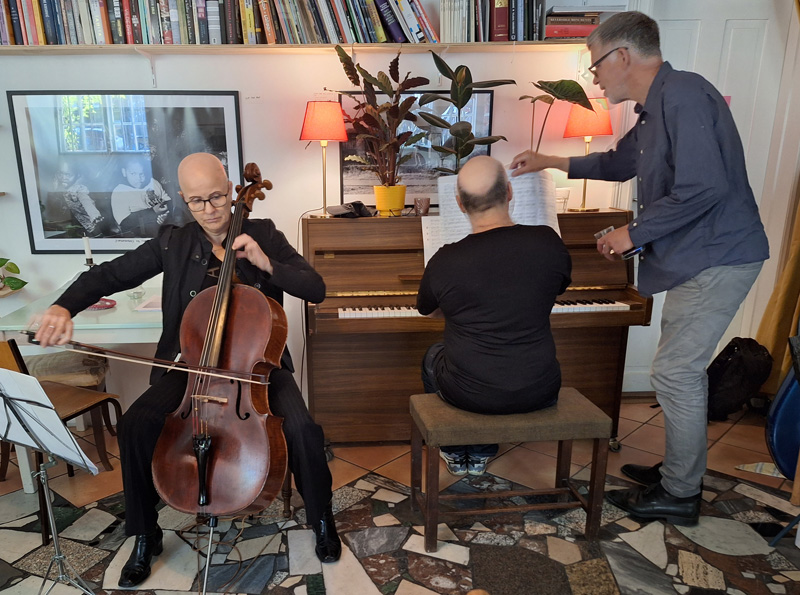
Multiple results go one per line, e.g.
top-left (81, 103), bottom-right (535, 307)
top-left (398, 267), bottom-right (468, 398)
top-left (299, 101), bottom-right (348, 142)
top-left (563, 98), bottom-right (613, 139)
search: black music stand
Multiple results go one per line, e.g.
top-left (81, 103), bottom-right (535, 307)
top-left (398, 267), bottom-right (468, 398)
top-left (0, 368), bottom-right (99, 595)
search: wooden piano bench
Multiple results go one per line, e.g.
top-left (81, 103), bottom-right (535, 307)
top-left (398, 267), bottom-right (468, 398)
top-left (409, 387), bottom-right (612, 552)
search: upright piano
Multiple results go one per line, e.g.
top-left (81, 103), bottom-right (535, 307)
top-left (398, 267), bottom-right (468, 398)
top-left (302, 209), bottom-right (652, 447)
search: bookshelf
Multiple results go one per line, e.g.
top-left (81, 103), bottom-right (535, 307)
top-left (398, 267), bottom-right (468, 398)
top-left (0, 40), bottom-right (583, 55)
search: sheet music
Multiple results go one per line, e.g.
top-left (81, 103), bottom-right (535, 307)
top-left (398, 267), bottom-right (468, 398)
top-left (0, 369), bottom-right (99, 474)
top-left (423, 171), bottom-right (560, 263)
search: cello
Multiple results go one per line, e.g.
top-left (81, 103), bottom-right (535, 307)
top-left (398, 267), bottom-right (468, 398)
top-left (151, 163), bottom-right (288, 530)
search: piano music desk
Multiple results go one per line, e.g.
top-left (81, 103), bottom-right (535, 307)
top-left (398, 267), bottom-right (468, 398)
top-left (302, 211), bottom-right (652, 447)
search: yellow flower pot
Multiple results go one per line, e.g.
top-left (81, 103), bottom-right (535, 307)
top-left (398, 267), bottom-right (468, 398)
top-left (374, 185), bottom-right (407, 217)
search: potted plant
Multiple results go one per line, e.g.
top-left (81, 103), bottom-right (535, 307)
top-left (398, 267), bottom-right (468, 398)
top-left (334, 45), bottom-right (429, 216)
top-left (417, 51), bottom-right (516, 175)
top-left (520, 80), bottom-right (593, 152)
top-left (0, 258), bottom-right (27, 297)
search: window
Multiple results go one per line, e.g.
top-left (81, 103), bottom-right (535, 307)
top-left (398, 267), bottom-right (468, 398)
top-left (59, 94), bottom-right (149, 154)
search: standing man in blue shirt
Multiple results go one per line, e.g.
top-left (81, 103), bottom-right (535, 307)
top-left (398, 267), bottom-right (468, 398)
top-left (510, 11), bottom-right (769, 526)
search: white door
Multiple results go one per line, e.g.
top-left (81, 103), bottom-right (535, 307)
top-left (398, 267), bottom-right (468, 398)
top-left (622, 0), bottom-right (793, 392)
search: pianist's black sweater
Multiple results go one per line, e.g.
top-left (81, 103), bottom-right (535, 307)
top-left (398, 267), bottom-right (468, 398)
top-left (417, 224), bottom-right (571, 414)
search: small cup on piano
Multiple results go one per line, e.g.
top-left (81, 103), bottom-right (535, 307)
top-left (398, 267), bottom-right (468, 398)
top-left (414, 197), bottom-right (431, 216)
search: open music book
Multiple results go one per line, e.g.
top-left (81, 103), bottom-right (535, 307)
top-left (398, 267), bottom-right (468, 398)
top-left (422, 170), bottom-right (560, 264)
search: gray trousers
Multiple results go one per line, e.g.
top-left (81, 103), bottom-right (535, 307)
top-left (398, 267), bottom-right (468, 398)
top-left (652, 262), bottom-right (763, 498)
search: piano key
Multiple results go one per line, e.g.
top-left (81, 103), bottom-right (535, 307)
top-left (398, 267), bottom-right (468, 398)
top-left (338, 300), bottom-right (631, 319)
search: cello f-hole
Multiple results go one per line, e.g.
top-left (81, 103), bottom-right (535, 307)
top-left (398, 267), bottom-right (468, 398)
top-left (234, 381), bottom-right (250, 421)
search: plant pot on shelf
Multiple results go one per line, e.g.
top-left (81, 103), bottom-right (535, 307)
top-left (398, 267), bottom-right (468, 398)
top-left (374, 185), bottom-right (406, 217)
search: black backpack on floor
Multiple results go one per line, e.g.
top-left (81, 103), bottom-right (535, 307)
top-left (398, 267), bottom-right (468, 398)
top-left (707, 337), bottom-right (773, 421)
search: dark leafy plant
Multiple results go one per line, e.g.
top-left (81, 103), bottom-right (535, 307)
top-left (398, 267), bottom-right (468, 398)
top-left (520, 80), bottom-right (593, 152)
top-left (333, 45), bottom-right (430, 187)
top-left (416, 51), bottom-right (516, 174)
top-left (0, 258), bottom-right (27, 292)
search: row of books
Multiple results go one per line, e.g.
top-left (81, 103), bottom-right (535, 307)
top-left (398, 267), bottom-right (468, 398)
top-left (439, 0), bottom-right (546, 43)
top-left (543, 5), bottom-right (625, 40)
top-left (0, 0), bottom-right (439, 45)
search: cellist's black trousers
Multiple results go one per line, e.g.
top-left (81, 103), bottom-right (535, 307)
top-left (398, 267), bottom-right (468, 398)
top-left (117, 367), bottom-right (333, 535)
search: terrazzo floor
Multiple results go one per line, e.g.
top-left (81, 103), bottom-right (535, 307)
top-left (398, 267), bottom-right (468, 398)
top-left (0, 400), bottom-right (798, 595)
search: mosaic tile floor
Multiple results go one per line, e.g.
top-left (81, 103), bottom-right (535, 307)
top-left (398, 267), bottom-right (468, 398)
top-left (0, 402), bottom-right (798, 595)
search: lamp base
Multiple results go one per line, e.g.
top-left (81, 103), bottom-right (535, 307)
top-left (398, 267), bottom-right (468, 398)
top-left (308, 208), bottom-right (331, 218)
top-left (567, 206), bottom-right (600, 212)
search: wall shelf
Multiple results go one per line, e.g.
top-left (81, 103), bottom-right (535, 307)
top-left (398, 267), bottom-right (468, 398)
top-left (0, 40), bottom-right (584, 57)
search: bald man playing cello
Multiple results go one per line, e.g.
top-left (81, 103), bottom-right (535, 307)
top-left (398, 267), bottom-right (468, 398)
top-left (417, 156), bottom-right (572, 476)
top-left (34, 153), bottom-right (341, 587)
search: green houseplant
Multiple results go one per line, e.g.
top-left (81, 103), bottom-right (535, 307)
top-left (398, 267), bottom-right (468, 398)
top-left (417, 51), bottom-right (516, 175)
top-left (0, 258), bottom-right (27, 297)
top-left (334, 45), bottom-right (429, 214)
top-left (520, 80), bottom-right (593, 152)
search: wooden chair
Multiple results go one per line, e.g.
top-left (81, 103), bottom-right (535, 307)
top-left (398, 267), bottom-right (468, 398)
top-left (0, 339), bottom-right (122, 544)
top-left (410, 387), bottom-right (611, 552)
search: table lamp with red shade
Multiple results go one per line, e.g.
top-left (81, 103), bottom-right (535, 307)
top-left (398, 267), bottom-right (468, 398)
top-left (563, 97), bottom-right (613, 212)
top-left (300, 101), bottom-right (349, 218)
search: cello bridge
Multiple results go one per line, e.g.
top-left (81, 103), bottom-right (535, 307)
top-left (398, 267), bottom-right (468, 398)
top-left (193, 394), bottom-right (229, 404)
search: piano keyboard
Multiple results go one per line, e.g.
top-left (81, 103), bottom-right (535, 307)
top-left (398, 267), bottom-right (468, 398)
top-left (337, 299), bottom-right (631, 319)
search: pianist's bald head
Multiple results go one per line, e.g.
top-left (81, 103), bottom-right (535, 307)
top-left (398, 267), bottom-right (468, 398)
top-left (456, 156), bottom-right (511, 214)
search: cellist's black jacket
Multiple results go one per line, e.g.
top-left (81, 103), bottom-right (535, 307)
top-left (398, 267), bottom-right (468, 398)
top-left (54, 219), bottom-right (325, 384)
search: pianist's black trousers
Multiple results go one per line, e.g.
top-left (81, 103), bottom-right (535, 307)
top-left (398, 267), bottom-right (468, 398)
top-left (117, 367), bottom-right (332, 535)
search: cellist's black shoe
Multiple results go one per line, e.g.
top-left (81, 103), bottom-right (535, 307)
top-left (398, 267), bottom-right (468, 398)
top-left (118, 526), bottom-right (164, 588)
top-left (313, 505), bottom-right (341, 563)
top-left (621, 461), bottom-right (663, 485)
top-left (606, 483), bottom-right (700, 526)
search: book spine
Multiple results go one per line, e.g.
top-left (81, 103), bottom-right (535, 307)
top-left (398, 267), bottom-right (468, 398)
top-left (75, 0), bottom-right (93, 42)
top-left (358, 0), bottom-right (376, 41)
top-left (190, 0), bottom-right (198, 41)
top-left (544, 23), bottom-right (596, 37)
top-left (87, 0), bottom-right (106, 42)
top-left (507, 0), bottom-right (515, 40)
top-left (328, 0), bottom-right (350, 42)
top-left (305, 0), bottom-right (328, 42)
top-left (129, 0), bottom-right (142, 41)
top-left (195, 0), bottom-right (207, 41)
top-left (39, 0), bottom-right (56, 43)
top-left (395, 0), bottom-right (421, 41)
top-left (0, 0), bottom-right (10, 44)
top-left (31, 0), bottom-right (46, 42)
top-left (61, 0), bottom-right (77, 42)
top-left (285, 0), bottom-right (307, 43)
top-left (108, 0), bottom-right (125, 41)
top-left (206, 0), bottom-right (220, 41)
top-left (240, 0), bottom-right (254, 42)
top-left (254, 0), bottom-right (274, 41)
top-left (272, 0), bottom-right (292, 42)
top-left (51, 0), bottom-right (68, 42)
top-left (545, 13), bottom-right (597, 24)
top-left (157, 0), bottom-right (171, 40)
top-left (140, 0), bottom-right (151, 41)
top-left (20, 0), bottom-right (36, 43)
top-left (384, 0), bottom-right (410, 41)
top-left (182, 0), bottom-right (195, 42)
top-left (372, 0), bottom-right (400, 42)
top-left (340, 0), bottom-right (360, 41)
top-left (362, 0), bottom-right (384, 42)
top-left (120, 0), bottom-right (132, 39)
top-left (97, 0), bottom-right (113, 41)
top-left (8, 0), bottom-right (25, 43)
top-left (175, 0), bottom-right (187, 42)
top-left (488, 0), bottom-right (507, 41)
top-left (318, 0), bottom-right (341, 43)
top-left (231, 0), bottom-right (243, 42)
top-left (216, 0), bottom-right (226, 40)
top-left (146, 0), bottom-right (161, 41)
top-left (344, 0), bottom-right (365, 41)
top-left (166, 0), bottom-right (179, 40)
top-left (408, 0), bottom-right (435, 42)
top-left (221, 0), bottom-right (234, 40)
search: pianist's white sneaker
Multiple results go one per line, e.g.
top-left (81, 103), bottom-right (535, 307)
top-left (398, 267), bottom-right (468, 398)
top-left (467, 453), bottom-right (493, 476)
top-left (439, 449), bottom-right (468, 476)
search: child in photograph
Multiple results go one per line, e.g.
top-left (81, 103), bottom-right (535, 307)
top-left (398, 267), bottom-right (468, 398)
top-left (45, 159), bottom-right (109, 237)
top-left (111, 156), bottom-right (173, 237)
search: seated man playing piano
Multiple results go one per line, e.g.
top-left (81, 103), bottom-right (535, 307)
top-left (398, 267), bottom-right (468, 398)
top-left (34, 152), bottom-right (341, 588)
top-left (417, 155), bottom-right (572, 476)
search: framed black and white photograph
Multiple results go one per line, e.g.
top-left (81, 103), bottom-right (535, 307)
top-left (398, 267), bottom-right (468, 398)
top-left (8, 90), bottom-right (242, 253)
top-left (339, 90), bottom-right (494, 206)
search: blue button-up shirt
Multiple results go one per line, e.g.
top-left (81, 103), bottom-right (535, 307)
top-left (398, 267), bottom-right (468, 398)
top-left (569, 62), bottom-right (769, 297)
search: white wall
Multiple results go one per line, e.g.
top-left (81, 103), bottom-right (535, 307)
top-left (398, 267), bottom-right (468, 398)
top-left (0, 45), bottom-right (627, 404)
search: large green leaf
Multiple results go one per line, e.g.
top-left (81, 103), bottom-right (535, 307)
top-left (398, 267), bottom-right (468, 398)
top-left (449, 121), bottom-right (473, 138)
top-left (418, 111), bottom-right (451, 129)
top-left (404, 131), bottom-right (426, 146)
top-left (451, 67), bottom-right (473, 109)
top-left (389, 52), bottom-right (400, 83)
top-left (519, 94), bottom-right (554, 104)
top-left (466, 135), bottom-right (508, 146)
top-left (533, 80), bottom-right (593, 111)
top-left (344, 155), bottom-right (371, 165)
top-left (4, 277), bottom-right (27, 290)
top-left (335, 45), bottom-right (360, 87)
top-left (4, 261), bottom-right (19, 274)
top-left (0, 258), bottom-right (9, 268)
top-left (399, 76), bottom-right (430, 93)
top-left (471, 79), bottom-right (516, 89)
top-left (430, 51), bottom-right (455, 80)
top-left (432, 146), bottom-right (457, 155)
top-left (419, 93), bottom-right (453, 107)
